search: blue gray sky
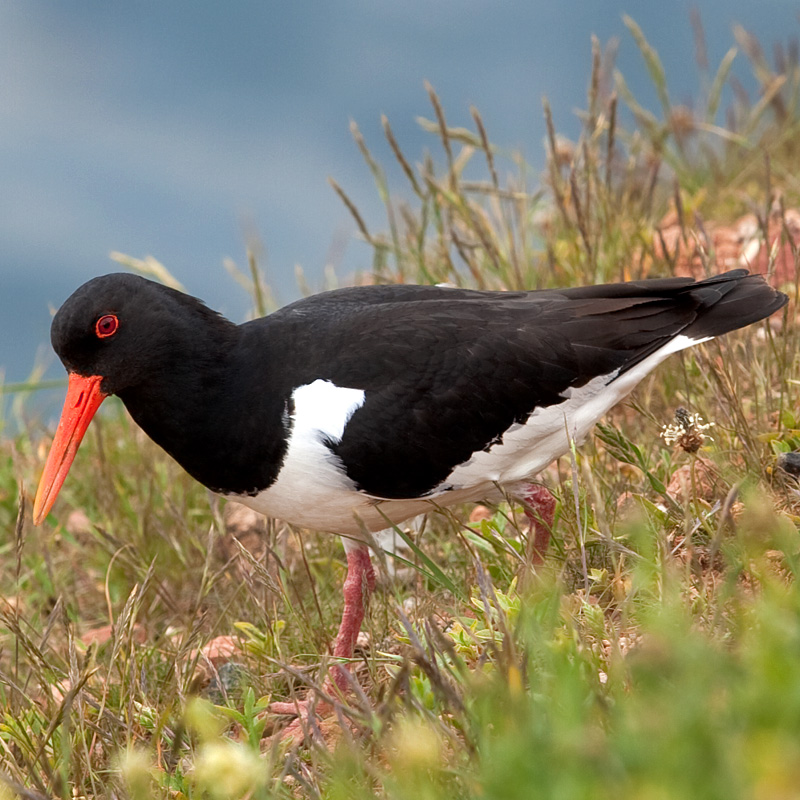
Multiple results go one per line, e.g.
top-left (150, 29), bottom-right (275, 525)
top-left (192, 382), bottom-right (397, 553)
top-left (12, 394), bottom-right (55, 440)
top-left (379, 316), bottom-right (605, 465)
top-left (2, 1), bottom-right (798, 393)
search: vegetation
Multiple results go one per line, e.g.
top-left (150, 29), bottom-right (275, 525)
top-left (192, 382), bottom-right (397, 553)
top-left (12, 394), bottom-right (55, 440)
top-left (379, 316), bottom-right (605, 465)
top-left (3, 16), bottom-right (800, 799)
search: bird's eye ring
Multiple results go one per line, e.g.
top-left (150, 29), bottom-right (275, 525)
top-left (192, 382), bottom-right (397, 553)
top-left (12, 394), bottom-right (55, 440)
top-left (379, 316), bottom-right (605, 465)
top-left (95, 314), bottom-right (119, 339)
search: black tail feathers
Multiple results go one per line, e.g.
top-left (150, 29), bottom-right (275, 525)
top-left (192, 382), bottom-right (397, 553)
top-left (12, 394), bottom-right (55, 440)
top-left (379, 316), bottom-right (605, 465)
top-left (683, 270), bottom-right (787, 339)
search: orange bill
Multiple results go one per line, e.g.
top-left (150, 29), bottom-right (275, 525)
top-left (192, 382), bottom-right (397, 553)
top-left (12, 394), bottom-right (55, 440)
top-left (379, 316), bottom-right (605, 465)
top-left (33, 373), bottom-right (108, 525)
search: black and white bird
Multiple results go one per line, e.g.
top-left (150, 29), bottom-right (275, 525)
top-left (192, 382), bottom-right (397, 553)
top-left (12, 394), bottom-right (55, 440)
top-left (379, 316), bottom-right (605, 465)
top-left (33, 269), bottom-right (786, 712)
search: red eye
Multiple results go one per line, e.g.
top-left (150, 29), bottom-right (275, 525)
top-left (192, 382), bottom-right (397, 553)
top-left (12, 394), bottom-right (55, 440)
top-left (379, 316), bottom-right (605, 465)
top-left (95, 314), bottom-right (119, 339)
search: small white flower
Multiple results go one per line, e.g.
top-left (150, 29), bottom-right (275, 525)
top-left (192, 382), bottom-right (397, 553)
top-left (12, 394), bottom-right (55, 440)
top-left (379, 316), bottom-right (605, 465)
top-left (661, 408), bottom-right (715, 453)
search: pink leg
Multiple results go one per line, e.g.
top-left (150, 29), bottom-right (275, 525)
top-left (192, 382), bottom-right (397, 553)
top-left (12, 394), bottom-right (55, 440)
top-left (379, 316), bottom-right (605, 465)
top-left (329, 543), bottom-right (376, 693)
top-left (269, 543), bottom-right (375, 729)
top-left (521, 484), bottom-right (556, 565)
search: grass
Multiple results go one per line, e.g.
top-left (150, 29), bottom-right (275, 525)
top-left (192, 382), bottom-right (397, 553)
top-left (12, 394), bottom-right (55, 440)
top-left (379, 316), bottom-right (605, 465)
top-left (4, 15), bottom-right (800, 799)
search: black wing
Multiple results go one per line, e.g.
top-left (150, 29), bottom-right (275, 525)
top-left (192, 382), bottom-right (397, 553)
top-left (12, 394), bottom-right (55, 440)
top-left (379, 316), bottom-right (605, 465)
top-left (261, 270), bottom-right (784, 498)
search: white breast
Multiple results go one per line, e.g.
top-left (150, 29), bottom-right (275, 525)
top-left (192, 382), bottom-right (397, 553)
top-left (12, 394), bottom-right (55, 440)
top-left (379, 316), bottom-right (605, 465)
top-left (229, 378), bottom-right (498, 535)
top-left (230, 379), bottom-right (371, 532)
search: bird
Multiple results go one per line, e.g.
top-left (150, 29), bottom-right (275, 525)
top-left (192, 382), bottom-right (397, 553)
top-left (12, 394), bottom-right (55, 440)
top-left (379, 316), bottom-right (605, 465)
top-left (33, 268), bottom-right (786, 726)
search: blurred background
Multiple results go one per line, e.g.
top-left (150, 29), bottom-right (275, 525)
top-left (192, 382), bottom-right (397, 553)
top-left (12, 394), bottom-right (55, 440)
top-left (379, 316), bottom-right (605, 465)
top-left (1, 0), bottom-right (797, 393)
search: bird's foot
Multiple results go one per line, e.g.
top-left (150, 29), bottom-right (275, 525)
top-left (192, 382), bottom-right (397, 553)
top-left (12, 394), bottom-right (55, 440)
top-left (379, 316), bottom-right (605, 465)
top-left (267, 668), bottom-right (358, 746)
top-left (268, 695), bottom-right (334, 746)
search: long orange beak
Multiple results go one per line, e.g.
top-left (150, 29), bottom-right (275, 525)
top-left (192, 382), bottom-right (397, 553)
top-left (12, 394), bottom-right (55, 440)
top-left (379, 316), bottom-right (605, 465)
top-left (33, 373), bottom-right (108, 525)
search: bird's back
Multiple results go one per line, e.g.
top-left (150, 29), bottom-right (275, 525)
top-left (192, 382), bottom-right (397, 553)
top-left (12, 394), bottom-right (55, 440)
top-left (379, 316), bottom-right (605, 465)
top-left (233, 270), bottom-right (784, 532)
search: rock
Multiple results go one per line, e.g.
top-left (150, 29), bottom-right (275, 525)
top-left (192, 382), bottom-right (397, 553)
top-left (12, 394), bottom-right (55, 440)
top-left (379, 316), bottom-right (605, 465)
top-left (665, 458), bottom-right (723, 503)
top-left (654, 206), bottom-right (800, 288)
top-left (469, 505), bottom-right (493, 523)
top-left (65, 508), bottom-right (92, 537)
top-left (81, 622), bottom-right (146, 647)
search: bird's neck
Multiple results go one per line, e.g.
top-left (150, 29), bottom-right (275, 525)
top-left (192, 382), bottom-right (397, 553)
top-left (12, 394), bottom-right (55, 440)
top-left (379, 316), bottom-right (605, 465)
top-left (117, 335), bottom-right (290, 496)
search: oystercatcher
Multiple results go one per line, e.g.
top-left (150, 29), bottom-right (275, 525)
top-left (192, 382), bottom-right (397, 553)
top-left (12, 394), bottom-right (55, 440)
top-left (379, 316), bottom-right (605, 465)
top-left (33, 269), bottom-right (786, 716)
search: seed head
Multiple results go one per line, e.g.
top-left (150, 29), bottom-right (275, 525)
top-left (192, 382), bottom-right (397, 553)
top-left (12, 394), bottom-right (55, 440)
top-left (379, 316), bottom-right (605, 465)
top-left (661, 407), bottom-right (714, 454)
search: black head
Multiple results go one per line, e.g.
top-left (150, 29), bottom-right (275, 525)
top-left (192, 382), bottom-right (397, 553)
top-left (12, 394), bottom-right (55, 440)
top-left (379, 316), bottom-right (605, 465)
top-left (51, 273), bottom-right (236, 395)
top-left (35, 273), bottom-right (240, 524)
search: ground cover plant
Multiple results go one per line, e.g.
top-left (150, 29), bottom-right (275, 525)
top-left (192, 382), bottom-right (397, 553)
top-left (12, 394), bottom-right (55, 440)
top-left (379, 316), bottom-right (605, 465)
top-left (3, 16), bottom-right (800, 799)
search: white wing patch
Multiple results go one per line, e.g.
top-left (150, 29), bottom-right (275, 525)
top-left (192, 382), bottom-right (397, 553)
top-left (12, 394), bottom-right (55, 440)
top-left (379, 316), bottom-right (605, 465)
top-left (230, 379), bottom-right (367, 531)
top-left (440, 333), bottom-right (710, 489)
top-left (291, 379), bottom-right (365, 443)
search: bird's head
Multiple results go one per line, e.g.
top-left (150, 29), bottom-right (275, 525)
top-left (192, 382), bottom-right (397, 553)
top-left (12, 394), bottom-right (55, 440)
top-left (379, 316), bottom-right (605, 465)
top-left (33, 273), bottom-right (233, 524)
